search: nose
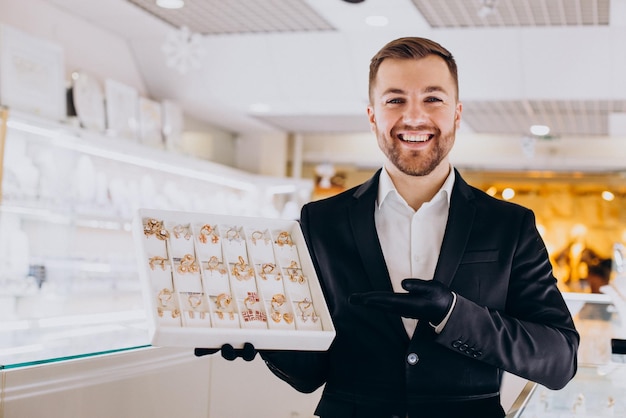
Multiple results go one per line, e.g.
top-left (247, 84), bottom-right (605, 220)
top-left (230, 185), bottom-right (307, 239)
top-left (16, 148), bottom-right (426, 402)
top-left (402, 100), bottom-right (427, 126)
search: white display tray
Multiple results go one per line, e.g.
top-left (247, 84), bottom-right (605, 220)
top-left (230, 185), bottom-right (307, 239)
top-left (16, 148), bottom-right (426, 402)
top-left (134, 208), bottom-right (335, 351)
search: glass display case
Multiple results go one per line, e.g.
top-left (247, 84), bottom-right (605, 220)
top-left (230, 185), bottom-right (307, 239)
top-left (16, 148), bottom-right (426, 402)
top-left (0, 107), bottom-right (313, 368)
top-left (507, 288), bottom-right (626, 417)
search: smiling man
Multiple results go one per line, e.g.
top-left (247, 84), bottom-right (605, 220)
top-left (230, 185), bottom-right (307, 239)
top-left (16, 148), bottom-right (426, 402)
top-left (201, 37), bottom-right (580, 418)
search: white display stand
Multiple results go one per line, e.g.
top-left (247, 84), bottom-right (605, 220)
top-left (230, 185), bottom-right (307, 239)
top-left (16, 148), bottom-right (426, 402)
top-left (135, 209), bottom-right (335, 351)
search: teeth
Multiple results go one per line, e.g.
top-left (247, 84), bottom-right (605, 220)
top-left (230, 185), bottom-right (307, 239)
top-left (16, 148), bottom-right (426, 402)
top-left (401, 134), bottom-right (430, 142)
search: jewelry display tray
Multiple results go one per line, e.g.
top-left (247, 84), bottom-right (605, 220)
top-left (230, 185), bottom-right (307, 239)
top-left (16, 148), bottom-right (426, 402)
top-left (134, 208), bottom-right (336, 351)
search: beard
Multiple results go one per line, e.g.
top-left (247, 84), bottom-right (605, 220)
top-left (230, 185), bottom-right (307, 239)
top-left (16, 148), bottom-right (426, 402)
top-left (376, 124), bottom-right (456, 177)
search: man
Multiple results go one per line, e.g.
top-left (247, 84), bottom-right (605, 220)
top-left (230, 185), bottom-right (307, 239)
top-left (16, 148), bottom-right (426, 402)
top-left (199, 37), bottom-right (579, 418)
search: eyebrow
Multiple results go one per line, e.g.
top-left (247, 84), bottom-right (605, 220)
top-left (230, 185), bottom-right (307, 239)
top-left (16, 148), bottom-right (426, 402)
top-left (381, 85), bottom-right (450, 96)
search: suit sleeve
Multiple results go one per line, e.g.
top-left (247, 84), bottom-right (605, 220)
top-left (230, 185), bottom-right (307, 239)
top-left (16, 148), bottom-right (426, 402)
top-left (436, 210), bottom-right (579, 390)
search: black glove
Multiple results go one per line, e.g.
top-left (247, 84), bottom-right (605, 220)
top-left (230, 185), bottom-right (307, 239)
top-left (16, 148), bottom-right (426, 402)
top-left (194, 342), bottom-right (257, 361)
top-left (349, 278), bottom-right (454, 325)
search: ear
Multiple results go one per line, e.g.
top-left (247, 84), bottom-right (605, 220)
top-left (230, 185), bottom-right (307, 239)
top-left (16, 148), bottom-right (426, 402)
top-left (454, 102), bottom-right (462, 130)
top-left (367, 105), bottom-right (376, 132)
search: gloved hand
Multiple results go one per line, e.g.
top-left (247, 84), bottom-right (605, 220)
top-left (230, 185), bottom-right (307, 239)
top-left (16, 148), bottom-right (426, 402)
top-left (194, 342), bottom-right (257, 361)
top-left (349, 278), bottom-right (454, 325)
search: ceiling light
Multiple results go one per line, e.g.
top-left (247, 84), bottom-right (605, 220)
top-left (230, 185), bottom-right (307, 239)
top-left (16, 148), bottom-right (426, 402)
top-left (365, 16), bottom-right (389, 27)
top-left (477, 0), bottom-right (497, 18)
top-left (157, 0), bottom-right (184, 9)
top-left (530, 124), bottom-right (550, 136)
top-left (602, 190), bottom-right (615, 201)
top-left (502, 187), bottom-right (515, 200)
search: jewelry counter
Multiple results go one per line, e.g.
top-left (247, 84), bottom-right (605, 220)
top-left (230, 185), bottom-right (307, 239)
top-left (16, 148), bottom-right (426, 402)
top-left (506, 291), bottom-right (626, 417)
top-left (0, 108), bottom-right (313, 368)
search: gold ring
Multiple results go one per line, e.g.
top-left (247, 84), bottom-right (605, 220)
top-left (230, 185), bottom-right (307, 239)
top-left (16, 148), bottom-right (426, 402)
top-left (283, 312), bottom-right (294, 324)
top-left (199, 224), bottom-right (219, 244)
top-left (226, 227), bottom-right (240, 241)
top-left (244, 291), bottom-right (259, 310)
top-left (271, 293), bottom-right (286, 309)
top-left (157, 288), bottom-right (173, 307)
top-left (232, 255), bottom-right (253, 280)
top-left (144, 218), bottom-right (169, 240)
top-left (149, 256), bottom-right (167, 270)
top-left (275, 231), bottom-right (293, 247)
top-left (251, 230), bottom-right (265, 244)
top-left (216, 293), bottom-right (231, 309)
top-left (177, 254), bottom-right (199, 274)
top-left (173, 224), bottom-right (192, 240)
top-left (188, 293), bottom-right (202, 309)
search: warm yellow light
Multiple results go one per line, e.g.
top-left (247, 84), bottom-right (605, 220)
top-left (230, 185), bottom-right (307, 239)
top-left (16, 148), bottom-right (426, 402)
top-left (502, 187), bottom-right (515, 200)
top-left (486, 186), bottom-right (497, 196)
top-left (602, 190), bottom-right (615, 201)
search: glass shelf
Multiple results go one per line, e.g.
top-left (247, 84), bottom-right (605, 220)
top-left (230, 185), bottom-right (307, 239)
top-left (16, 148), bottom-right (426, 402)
top-left (0, 108), bottom-right (313, 368)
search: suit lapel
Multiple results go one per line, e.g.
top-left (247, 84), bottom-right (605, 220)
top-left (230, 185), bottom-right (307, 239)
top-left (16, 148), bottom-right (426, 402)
top-left (349, 171), bottom-right (408, 342)
top-left (349, 170), bottom-right (394, 293)
top-left (433, 171), bottom-right (476, 288)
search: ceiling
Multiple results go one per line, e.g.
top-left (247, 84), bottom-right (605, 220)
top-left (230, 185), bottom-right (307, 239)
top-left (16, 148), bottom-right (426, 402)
top-left (44, 0), bottom-right (626, 143)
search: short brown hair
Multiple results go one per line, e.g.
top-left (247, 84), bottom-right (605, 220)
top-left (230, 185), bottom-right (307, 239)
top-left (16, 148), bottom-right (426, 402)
top-left (368, 37), bottom-right (459, 102)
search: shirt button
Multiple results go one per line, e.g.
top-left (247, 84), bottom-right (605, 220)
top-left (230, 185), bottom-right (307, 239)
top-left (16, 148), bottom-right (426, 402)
top-left (407, 353), bottom-right (419, 365)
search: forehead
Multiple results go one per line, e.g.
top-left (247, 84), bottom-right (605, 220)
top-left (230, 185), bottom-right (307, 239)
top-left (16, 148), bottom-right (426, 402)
top-left (373, 55), bottom-right (456, 95)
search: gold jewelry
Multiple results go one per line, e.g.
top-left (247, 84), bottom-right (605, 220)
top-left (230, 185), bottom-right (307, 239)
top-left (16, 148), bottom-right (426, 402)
top-left (215, 293), bottom-right (234, 320)
top-left (188, 293), bottom-right (202, 309)
top-left (226, 227), bottom-right (241, 241)
top-left (259, 262), bottom-right (276, 280)
top-left (275, 231), bottom-right (293, 247)
top-left (244, 291), bottom-right (260, 310)
top-left (144, 218), bottom-right (169, 240)
top-left (241, 292), bottom-right (266, 322)
top-left (171, 308), bottom-right (181, 319)
top-left (177, 254), bottom-right (199, 274)
top-left (149, 256), bottom-right (168, 270)
top-left (297, 298), bottom-right (318, 323)
top-left (157, 288), bottom-right (173, 307)
top-left (287, 260), bottom-right (305, 283)
top-left (283, 312), bottom-right (294, 324)
top-left (199, 224), bottom-right (219, 244)
top-left (251, 230), bottom-right (270, 245)
top-left (206, 256), bottom-right (227, 274)
top-left (173, 224), bottom-right (192, 240)
top-left (231, 255), bottom-right (254, 280)
top-left (216, 293), bottom-right (231, 309)
top-left (270, 293), bottom-right (288, 323)
top-left (271, 293), bottom-right (286, 310)
top-left (187, 293), bottom-right (205, 319)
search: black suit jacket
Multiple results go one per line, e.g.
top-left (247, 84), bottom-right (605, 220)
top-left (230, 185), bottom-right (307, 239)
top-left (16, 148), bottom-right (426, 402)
top-left (263, 169), bottom-right (579, 418)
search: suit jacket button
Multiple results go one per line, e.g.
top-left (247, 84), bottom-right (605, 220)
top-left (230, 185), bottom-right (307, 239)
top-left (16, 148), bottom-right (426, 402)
top-left (473, 351), bottom-right (482, 358)
top-left (460, 343), bottom-right (469, 351)
top-left (407, 353), bottom-right (419, 365)
top-left (452, 340), bottom-right (462, 348)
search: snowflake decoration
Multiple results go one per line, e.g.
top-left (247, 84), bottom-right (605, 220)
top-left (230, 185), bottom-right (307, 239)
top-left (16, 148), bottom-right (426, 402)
top-left (161, 26), bottom-right (205, 74)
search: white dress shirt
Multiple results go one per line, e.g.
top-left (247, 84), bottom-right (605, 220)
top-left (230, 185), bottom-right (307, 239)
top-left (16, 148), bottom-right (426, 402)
top-left (374, 166), bottom-right (456, 337)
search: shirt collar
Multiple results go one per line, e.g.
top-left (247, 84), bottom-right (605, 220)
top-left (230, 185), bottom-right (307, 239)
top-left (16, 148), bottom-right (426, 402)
top-left (377, 165), bottom-right (455, 209)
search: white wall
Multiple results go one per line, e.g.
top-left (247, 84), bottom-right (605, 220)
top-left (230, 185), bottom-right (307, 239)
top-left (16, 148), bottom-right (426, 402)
top-left (0, 0), bottom-right (241, 168)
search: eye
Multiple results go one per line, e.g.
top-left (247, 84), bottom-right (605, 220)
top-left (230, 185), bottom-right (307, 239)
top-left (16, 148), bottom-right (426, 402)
top-left (425, 96), bottom-right (443, 103)
top-left (386, 97), bottom-right (405, 104)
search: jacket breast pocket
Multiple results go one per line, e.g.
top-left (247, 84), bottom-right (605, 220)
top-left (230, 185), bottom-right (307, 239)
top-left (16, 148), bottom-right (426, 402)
top-left (460, 250), bottom-right (499, 265)
top-left (455, 250), bottom-right (504, 306)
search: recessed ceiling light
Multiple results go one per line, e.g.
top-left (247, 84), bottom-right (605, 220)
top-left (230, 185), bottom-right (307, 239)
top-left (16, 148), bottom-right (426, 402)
top-left (156, 0), bottom-right (184, 9)
top-left (365, 15), bottom-right (389, 27)
top-left (602, 190), bottom-right (615, 201)
top-left (530, 124), bottom-right (550, 136)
